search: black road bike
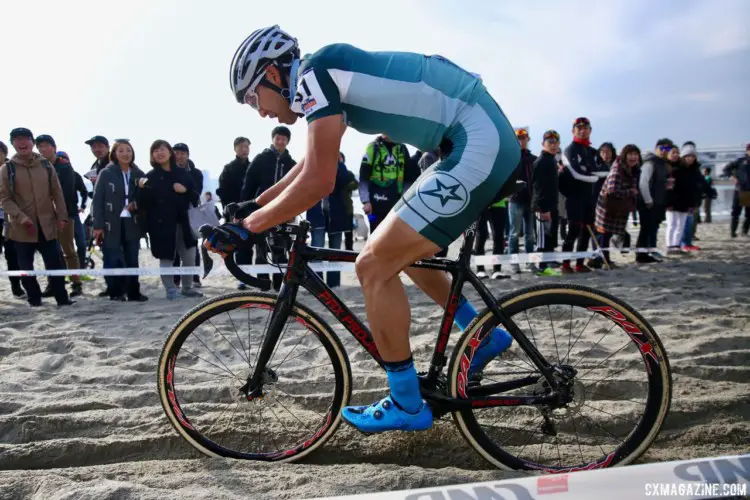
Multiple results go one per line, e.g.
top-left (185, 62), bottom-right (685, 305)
top-left (157, 217), bottom-right (672, 472)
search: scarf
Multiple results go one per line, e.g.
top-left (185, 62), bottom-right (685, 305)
top-left (573, 137), bottom-right (591, 147)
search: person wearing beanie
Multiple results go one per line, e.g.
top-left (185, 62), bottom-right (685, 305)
top-left (679, 141), bottom-right (709, 250)
top-left (239, 126), bottom-right (297, 290)
top-left (0, 128), bottom-right (73, 307)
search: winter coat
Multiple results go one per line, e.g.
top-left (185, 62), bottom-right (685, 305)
top-left (722, 156), bottom-right (750, 192)
top-left (509, 149), bottom-right (537, 205)
top-left (595, 159), bottom-right (638, 235)
top-left (92, 163), bottom-right (146, 248)
top-left (217, 156), bottom-right (250, 205)
top-left (667, 161), bottom-right (703, 213)
top-left (560, 141), bottom-right (601, 223)
top-left (240, 147), bottom-right (297, 201)
top-left (532, 151), bottom-right (559, 214)
top-left (326, 162), bottom-right (358, 233)
top-left (183, 159), bottom-right (204, 196)
top-left (136, 165), bottom-right (199, 260)
top-left (0, 153), bottom-right (68, 243)
top-left (74, 171), bottom-right (89, 212)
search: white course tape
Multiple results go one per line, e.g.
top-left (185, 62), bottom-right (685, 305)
top-left (313, 453), bottom-right (749, 500)
top-left (0, 248), bottom-right (662, 278)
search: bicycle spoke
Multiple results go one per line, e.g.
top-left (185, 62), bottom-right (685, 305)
top-left (564, 309), bottom-right (596, 364)
top-left (180, 346), bottom-right (241, 383)
top-left (272, 329), bottom-right (312, 372)
top-left (555, 433), bottom-right (562, 468)
top-left (576, 340), bottom-right (634, 380)
top-left (186, 332), bottom-right (243, 381)
top-left (570, 408), bottom-right (607, 457)
top-left (572, 322), bottom-right (619, 370)
top-left (516, 416), bottom-right (543, 458)
top-left (586, 390), bottom-right (646, 405)
top-left (548, 305), bottom-right (561, 365)
top-left (204, 399), bottom-right (238, 437)
top-left (176, 365), bottom-right (231, 379)
top-left (276, 387), bottom-right (325, 418)
top-left (262, 403), bottom-right (285, 452)
top-left (274, 395), bottom-right (314, 434)
top-left (580, 402), bottom-right (635, 426)
top-left (218, 401), bottom-right (242, 450)
top-left (208, 317), bottom-right (250, 367)
top-left (567, 305), bottom-right (573, 365)
top-left (225, 312), bottom-right (251, 367)
top-left (580, 360), bottom-right (642, 389)
top-left (281, 343), bottom-right (327, 364)
top-left (523, 310), bottom-right (538, 349)
top-left (569, 413), bottom-right (586, 465)
top-left (249, 305), bottom-right (275, 374)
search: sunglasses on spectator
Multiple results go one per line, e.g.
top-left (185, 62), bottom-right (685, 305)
top-left (658, 145), bottom-right (673, 151)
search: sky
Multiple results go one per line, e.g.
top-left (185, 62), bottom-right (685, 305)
top-left (2, 0), bottom-right (749, 187)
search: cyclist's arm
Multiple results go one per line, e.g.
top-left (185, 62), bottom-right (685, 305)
top-left (255, 158), bottom-right (305, 206)
top-left (247, 115), bottom-right (346, 232)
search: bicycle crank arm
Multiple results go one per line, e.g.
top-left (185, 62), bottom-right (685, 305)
top-left (466, 375), bottom-right (541, 398)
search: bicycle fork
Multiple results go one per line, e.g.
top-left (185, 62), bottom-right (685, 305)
top-left (239, 282), bottom-right (300, 400)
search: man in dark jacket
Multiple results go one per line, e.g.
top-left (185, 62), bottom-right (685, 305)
top-left (36, 135), bottom-right (83, 297)
top-left (637, 138), bottom-right (673, 262)
top-left (173, 143), bottom-right (204, 287)
top-left (723, 143), bottom-right (750, 237)
top-left (84, 135), bottom-right (110, 186)
top-left (532, 130), bottom-right (561, 275)
top-left (70, 162), bottom-right (89, 271)
top-left (218, 136), bottom-right (252, 287)
top-left (558, 117), bottom-right (604, 273)
top-left (506, 128), bottom-right (537, 273)
top-left (218, 137), bottom-right (251, 207)
top-left (240, 127), bottom-right (297, 290)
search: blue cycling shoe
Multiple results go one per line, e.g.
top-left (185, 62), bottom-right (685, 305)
top-left (469, 327), bottom-right (513, 375)
top-left (341, 395), bottom-right (433, 433)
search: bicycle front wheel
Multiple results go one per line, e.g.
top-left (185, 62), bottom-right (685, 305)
top-left (448, 284), bottom-right (672, 471)
top-left (157, 292), bottom-right (352, 462)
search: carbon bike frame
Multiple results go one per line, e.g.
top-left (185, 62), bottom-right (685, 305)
top-left (231, 221), bottom-right (566, 411)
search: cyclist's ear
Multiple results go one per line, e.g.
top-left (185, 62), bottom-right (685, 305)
top-left (265, 65), bottom-right (283, 85)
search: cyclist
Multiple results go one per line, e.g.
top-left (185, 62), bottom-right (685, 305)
top-left (209, 26), bottom-right (520, 433)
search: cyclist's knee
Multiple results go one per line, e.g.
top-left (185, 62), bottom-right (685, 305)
top-left (355, 248), bottom-right (382, 287)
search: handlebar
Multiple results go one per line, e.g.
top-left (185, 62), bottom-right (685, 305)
top-left (198, 223), bottom-right (273, 291)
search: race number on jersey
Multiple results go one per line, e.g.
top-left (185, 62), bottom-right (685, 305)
top-left (291, 69), bottom-right (330, 117)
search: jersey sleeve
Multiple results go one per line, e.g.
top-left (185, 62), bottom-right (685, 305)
top-left (291, 65), bottom-right (342, 123)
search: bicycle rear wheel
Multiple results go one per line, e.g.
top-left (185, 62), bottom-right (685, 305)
top-left (157, 292), bottom-right (351, 462)
top-left (448, 284), bottom-right (672, 471)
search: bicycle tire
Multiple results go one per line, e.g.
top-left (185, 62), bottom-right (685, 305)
top-left (157, 291), bottom-right (352, 462)
top-left (448, 283), bottom-right (672, 472)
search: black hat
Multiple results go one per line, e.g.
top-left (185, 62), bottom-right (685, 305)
top-left (35, 134), bottom-right (56, 148)
top-left (573, 117), bottom-right (591, 128)
top-left (85, 135), bottom-right (109, 147)
top-left (173, 143), bottom-right (190, 153)
top-left (271, 126), bottom-right (291, 140)
top-left (10, 128), bottom-right (34, 141)
top-left (655, 138), bottom-right (674, 148)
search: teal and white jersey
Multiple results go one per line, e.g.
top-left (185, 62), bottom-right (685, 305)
top-left (290, 44), bottom-right (486, 153)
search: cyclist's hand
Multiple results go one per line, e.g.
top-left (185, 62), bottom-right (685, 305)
top-left (363, 202), bottom-right (372, 215)
top-left (203, 223), bottom-right (255, 258)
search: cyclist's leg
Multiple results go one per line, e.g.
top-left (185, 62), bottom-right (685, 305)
top-left (344, 90), bottom-right (519, 432)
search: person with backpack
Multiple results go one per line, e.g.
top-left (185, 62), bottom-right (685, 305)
top-left (0, 128), bottom-right (73, 307)
top-left (0, 140), bottom-right (25, 298)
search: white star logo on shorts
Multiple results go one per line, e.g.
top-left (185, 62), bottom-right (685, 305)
top-left (416, 172), bottom-right (470, 216)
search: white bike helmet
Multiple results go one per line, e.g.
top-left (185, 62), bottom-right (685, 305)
top-left (229, 25), bottom-right (300, 104)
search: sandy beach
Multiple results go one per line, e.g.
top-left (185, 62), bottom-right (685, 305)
top-left (0, 221), bottom-right (748, 500)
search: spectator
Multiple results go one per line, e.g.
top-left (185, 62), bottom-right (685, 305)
top-left (636, 139), bottom-right (674, 263)
top-left (324, 154), bottom-right (359, 288)
top-left (240, 126), bottom-right (296, 290)
top-left (0, 128), bottom-right (72, 307)
top-left (532, 130), bottom-right (562, 276)
top-left (65, 154), bottom-right (90, 276)
top-left (595, 142), bottom-right (616, 202)
top-left (506, 128), bottom-right (537, 274)
top-left (204, 191), bottom-right (222, 221)
top-left (594, 144), bottom-right (641, 268)
top-left (665, 145), bottom-right (701, 254)
top-left (91, 139), bottom-right (148, 302)
top-left (359, 134), bottom-right (419, 234)
top-left (722, 143), bottom-right (750, 238)
top-left (679, 142), bottom-right (709, 251)
top-left (559, 117), bottom-right (601, 274)
top-left (173, 143), bottom-right (203, 288)
top-left (702, 166), bottom-right (715, 223)
top-left (336, 152), bottom-right (358, 252)
top-left (0, 140), bottom-right (25, 298)
top-left (137, 140), bottom-right (201, 300)
top-left (218, 136), bottom-right (252, 288)
top-left (84, 135), bottom-right (110, 185)
top-left (35, 135), bottom-right (83, 298)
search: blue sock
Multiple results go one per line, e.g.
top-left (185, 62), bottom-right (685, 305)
top-left (454, 296), bottom-right (478, 330)
top-left (384, 358), bottom-right (422, 413)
